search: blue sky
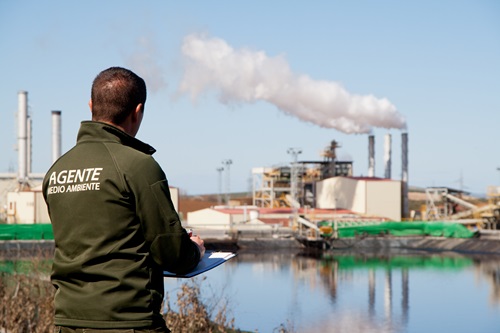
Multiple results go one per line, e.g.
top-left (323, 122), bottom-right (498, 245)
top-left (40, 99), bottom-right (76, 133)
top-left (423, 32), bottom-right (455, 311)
top-left (1, 1), bottom-right (499, 195)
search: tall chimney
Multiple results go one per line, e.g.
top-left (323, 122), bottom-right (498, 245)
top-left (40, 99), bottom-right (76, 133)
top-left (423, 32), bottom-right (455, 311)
top-left (52, 110), bottom-right (62, 163)
top-left (27, 114), bottom-right (33, 175)
top-left (384, 133), bottom-right (392, 179)
top-left (368, 135), bottom-right (375, 177)
top-left (17, 91), bottom-right (28, 184)
top-left (401, 132), bottom-right (409, 219)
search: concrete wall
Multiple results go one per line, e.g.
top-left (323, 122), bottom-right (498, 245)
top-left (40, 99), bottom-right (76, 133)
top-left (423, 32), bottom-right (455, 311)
top-left (316, 177), bottom-right (401, 220)
top-left (351, 180), bottom-right (367, 214)
top-left (365, 180), bottom-right (401, 221)
top-left (316, 177), bottom-right (362, 210)
top-left (316, 177), bottom-right (356, 209)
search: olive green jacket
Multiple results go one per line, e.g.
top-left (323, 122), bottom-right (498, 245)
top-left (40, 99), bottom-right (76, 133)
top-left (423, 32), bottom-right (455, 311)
top-left (43, 121), bottom-right (200, 329)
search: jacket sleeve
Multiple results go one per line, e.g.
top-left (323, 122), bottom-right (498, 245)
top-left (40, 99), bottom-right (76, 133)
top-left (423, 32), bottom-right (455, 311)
top-left (130, 156), bottom-right (201, 274)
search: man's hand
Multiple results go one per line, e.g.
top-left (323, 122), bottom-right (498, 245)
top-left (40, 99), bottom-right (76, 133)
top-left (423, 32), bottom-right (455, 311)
top-left (190, 235), bottom-right (205, 259)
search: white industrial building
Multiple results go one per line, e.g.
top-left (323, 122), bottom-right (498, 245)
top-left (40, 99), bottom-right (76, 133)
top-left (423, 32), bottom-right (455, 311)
top-left (187, 206), bottom-right (274, 231)
top-left (315, 176), bottom-right (402, 221)
top-left (6, 185), bottom-right (50, 224)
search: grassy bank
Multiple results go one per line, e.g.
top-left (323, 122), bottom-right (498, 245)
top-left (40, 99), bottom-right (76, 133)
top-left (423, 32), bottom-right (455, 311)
top-left (0, 257), bottom-right (244, 333)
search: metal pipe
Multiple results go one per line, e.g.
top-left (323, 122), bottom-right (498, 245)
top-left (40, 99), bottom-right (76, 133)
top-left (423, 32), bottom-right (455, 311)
top-left (402, 132), bottom-right (409, 218)
top-left (27, 114), bottom-right (32, 175)
top-left (368, 135), bottom-right (375, 177)
top-left (384, 133), bottom-right (392, 179)
top-left (52, 110), bottom-right (62, 163)
top-left (17, 91), bottom-right (28, 184)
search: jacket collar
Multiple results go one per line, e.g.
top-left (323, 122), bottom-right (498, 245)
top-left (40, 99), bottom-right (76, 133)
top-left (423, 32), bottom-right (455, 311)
top-left (77, 121), bottom-right (156, 155)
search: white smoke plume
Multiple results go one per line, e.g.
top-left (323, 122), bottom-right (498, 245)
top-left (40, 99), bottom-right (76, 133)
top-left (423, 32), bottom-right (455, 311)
top-left (125, 36), bottom-right (167, 93)
top-left (178, 34), bottom-right (406, 134)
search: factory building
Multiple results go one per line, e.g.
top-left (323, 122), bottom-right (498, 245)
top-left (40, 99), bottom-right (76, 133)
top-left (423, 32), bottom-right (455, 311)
top-left (252, 140), bottom-right (354, 208)
top-left (186, 134), bottom-right (407, 230)
top-left (250, 135), bottom-right (407, 222)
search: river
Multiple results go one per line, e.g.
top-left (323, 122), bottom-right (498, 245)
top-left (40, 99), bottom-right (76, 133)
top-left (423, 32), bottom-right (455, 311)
top-left (164, 249), bottom-right (500, 333)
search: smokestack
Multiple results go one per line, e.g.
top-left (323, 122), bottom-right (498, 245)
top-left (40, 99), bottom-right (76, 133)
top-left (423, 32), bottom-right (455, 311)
top-left (27, 114), bottom-right (32, 175)
top-left (17, 91), bottom-right (28, 184)
top-left (401, 132), bottom-right (409, 219)
top-left (384, 133), bottom-right (392, 179)
top-left (52, 110), bottom-right (62, 163)
top-left (368, 135), bottom-right (375, 177)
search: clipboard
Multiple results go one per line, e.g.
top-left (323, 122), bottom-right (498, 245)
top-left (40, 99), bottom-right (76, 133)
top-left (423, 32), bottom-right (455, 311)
top-left (164, 251), bottom-right (236, 278)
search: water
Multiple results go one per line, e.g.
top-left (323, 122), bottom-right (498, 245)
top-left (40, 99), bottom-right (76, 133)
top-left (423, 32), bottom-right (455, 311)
top-left (164, 250), bottom-right (500, 333)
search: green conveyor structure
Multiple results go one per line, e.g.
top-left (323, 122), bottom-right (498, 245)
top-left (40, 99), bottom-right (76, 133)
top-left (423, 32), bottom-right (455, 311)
top-left (317, 221), bottom-right (477, 239)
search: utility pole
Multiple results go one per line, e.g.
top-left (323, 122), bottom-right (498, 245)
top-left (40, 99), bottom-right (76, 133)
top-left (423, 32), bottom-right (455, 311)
top-left (222, 159), bottom-right (233, 205)
top-left (216, 167), bottom-right (224, 204)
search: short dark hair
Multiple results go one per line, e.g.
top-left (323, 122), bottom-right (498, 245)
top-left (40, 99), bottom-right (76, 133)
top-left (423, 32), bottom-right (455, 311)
top-left (90, 67), bottom-right (147, 125)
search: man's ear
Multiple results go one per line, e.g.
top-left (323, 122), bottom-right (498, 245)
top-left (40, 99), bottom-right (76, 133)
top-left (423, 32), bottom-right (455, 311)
top-left (88, 100), bottom-right (95, 120)
top-left (132, 103), bottom-right (143, 122)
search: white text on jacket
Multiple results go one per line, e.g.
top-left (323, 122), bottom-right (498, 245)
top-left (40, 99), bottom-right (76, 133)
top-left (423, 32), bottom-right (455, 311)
top-left (47, 168), bottom-right (103, 195)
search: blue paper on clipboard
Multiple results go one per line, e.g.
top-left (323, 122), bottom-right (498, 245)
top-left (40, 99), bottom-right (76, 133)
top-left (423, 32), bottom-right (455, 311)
top-left (164, 251), bottom-right (236, 278)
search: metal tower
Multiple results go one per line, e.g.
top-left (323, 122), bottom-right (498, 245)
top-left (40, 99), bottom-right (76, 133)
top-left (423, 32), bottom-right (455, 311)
top-left (221, 159), bottom-right (233, 205)
top-left (216, 167), bottom-right (224, 204)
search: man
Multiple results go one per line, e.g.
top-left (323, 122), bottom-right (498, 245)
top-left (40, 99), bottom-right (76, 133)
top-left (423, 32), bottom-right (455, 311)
top-left (43, 66), bottom-right (205, 332)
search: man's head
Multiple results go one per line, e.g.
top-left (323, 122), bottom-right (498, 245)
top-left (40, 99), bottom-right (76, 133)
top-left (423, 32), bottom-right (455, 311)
top-left (90, 67), bottom-right (147, 136)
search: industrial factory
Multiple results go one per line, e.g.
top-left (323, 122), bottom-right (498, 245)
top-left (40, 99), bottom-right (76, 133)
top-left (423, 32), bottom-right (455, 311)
top-left (0, 91), bottom-right (54, 224)
top-left (0, 90), bottom-right (409, 227)
top-left (2, 91), bottom-right (499, 234)
top-left (187, 133), bottom-right (409, 238)
top-left (251, 134), bottom-right (408, 221)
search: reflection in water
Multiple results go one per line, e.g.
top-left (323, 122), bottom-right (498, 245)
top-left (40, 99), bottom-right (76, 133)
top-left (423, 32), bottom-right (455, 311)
top-left (402, 268), bottom-right (409, 325)
top-left (205, 250), bottom-right (500, 332)
top-left (384, 268), bottom-right (392, 323)
top-left (476, 260), bottom-right (500, 305)
top-left (369, 269), bottom-right (375, 317)
top-left (282, 251), bottom-right (500, 333)
top-left (3, 249), bottom-right (500, 332)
